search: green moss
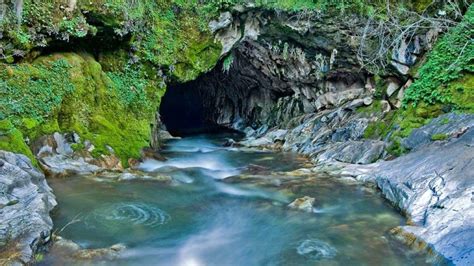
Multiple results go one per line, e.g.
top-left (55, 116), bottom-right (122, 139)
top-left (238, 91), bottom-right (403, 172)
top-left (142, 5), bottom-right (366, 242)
top-left (431, 133), bottom-right (448, 141)
top-left (70, 143), bottom-right (85, 152)
top-left (386, 138), bottom-right (406, 157)
top-left (357, 100), bottom-right (382, 114)
top-left (0, 120), bottom-right (36, 164)
top-left (449, 74), bottom-right (474, 113)
top-left (397, 104), bottom-right (442, 137)
top-left (18, 118), bottom-right (60, 141)
top-left (364, 120), bottom-right (390, 139)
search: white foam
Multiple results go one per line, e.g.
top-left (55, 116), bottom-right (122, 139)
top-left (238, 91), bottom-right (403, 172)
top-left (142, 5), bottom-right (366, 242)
top-left (215, 183), bottom-right (289, 202)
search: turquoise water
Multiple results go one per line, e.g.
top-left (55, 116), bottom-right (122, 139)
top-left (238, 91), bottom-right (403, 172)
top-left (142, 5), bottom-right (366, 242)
top-left (44, 134), bottom-right (432, 265)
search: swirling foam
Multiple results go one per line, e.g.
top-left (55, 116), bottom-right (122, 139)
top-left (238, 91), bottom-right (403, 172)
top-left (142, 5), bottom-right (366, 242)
top-left (88, 203), bottom-right (170, 228)
top-left (296, 239), bottom-right (337, 260)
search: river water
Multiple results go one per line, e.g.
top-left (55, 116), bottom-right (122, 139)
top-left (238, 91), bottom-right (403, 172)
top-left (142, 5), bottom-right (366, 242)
top-left (44, 134), bottom-right (432, 265)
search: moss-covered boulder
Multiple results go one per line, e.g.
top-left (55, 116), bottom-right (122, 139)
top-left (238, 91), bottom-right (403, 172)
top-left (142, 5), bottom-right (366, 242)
top-left (0, 52), bottom-right (165, 166)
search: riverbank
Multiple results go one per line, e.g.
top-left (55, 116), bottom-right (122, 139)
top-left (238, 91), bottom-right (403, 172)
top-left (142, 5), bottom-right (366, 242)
top-left (236, 112), bottom-right (474, 265)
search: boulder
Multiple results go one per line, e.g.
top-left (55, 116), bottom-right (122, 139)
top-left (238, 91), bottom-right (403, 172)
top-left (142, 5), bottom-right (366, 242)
top-left (386, 78), bottom-right (401, 97)
top-left (50, 236), bottom-right (125, 262)
top-left (288, 196), bottom-right (315, 212)
top-left (0, 151), bottom-right (57, 264)
top-left (373, 128), bottom-right (474, 265)
top-left (208, 12), bottom-right (233, 33)
top-left (402, 113), bottom-right (474, 151)
top-left (141, 147), bottom-right (167, 161)
top-left (239, 137), bottom-right (273, 148)
top-left (33, 132), bottom-right (126, 177)
top-left (266, 129), bottom-right (288, 142)
top-left (339, 126), bottom-right (474, 265)
top-left (380, 100), bottom-right (391, 113)
top-left (391, 36), bottom-right (421, 75)
top-left (319, 140), bottom-right (386, 164)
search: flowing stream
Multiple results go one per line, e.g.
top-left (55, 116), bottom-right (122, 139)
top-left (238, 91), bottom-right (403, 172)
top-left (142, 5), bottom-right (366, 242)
top-left (43, 134), bottom-right (432, 265)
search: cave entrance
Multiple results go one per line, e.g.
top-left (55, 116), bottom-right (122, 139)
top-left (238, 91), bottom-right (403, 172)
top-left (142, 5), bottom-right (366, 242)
top-left (160, 79), bottom-right (228, 136)
top-left (160, 50), bottom-right (259, 136)
top-left (159, 48), bottom-right (285, 137)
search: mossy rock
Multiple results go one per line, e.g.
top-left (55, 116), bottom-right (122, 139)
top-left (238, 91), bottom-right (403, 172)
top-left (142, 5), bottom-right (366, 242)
top-left (449, 74), bottom-right (474, 113)
top-left (0, 120), bottom-right (36, 164)
top-left (1, 52), bottom-right (165, 167)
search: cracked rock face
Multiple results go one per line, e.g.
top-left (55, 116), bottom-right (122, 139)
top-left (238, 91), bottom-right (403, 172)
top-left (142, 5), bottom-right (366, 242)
top-left (0, 151), bottom-right (57, 265)
top-left (372, 127), bottom-right (474, 265)
top-left (333, 115), bottom-right (474, 265)
top-left (161, 10), bottom-right (373, 135)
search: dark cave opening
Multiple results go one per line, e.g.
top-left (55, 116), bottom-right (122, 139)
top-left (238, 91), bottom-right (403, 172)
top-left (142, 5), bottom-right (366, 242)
top-left (160, 79), bottom-right (231, 136)
top-left (160, 50), bottom-right (279, 136)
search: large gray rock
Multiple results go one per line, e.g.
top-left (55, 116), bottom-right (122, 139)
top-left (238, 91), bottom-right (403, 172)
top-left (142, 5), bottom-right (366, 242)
top-left (0, 151), bottom-right (57, 264)
top-left (318, 140), bottom-right (385, 164)
top-left (337, 127), bottom-right (474, 265)
top-left (373, 128), bottom-right (474, 265)
top-left (33, 132), bottom-right (123, 177)
top-left (402, 113), bottom-right (474, 151)
top-left (208, 12), bottom-right (233, 33)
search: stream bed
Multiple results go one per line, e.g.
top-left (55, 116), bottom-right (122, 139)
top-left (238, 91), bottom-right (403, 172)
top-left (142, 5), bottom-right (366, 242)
top-left (43, 134), bottom-right (433, 265)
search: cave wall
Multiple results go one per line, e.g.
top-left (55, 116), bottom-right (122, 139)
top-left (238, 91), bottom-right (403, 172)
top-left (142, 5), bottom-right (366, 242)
top-left (160, 6), bottom-right (452, 135)
top-left (161, 10), bottom-right (376, 133)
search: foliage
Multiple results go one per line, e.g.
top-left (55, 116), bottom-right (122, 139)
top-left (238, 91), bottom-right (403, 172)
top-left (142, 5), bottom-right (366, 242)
top-left (107, 67), bottom-right (153, 112)
top-left (403, 5), bottom-right (474, 107)
top-left (0, 53), bottom-right (165, 166)
top-left (0, 59), bottom-right (74, 121)
top-left (58, 16), bottom-right (91, 38)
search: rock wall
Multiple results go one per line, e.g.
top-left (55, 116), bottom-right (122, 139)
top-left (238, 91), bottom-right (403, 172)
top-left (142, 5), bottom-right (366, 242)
top-left (160, 8), bottom-right (430, 135)
top-left (334, 114), bottom-right (474, 265)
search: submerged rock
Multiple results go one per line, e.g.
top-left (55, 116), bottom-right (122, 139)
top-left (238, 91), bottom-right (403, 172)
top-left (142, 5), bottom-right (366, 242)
top-left (288, 196), bottom-right (315, 212)
top-left (87, 171), bottom-right (172, 183)
top-left (296, 239), bottom-right (337, 260)
top-left (141, 147), bottom-right (167, 162)
top-left (51, 236), bottom-right (125, 262)
top-left (0, 151), bottom-right (57, 265)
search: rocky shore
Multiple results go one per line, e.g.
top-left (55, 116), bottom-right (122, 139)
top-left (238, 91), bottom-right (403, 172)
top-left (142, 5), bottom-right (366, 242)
top-left (236, 112), bottom-right (474, 265)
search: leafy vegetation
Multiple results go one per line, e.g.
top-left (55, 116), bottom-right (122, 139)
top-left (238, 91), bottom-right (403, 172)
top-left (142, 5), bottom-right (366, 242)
top-left (0, 59), bottom-right (74, 121)
top-left (403, 5), bottom-right (473, 107)
top-left (107, 67), bottom-right (155, 113)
